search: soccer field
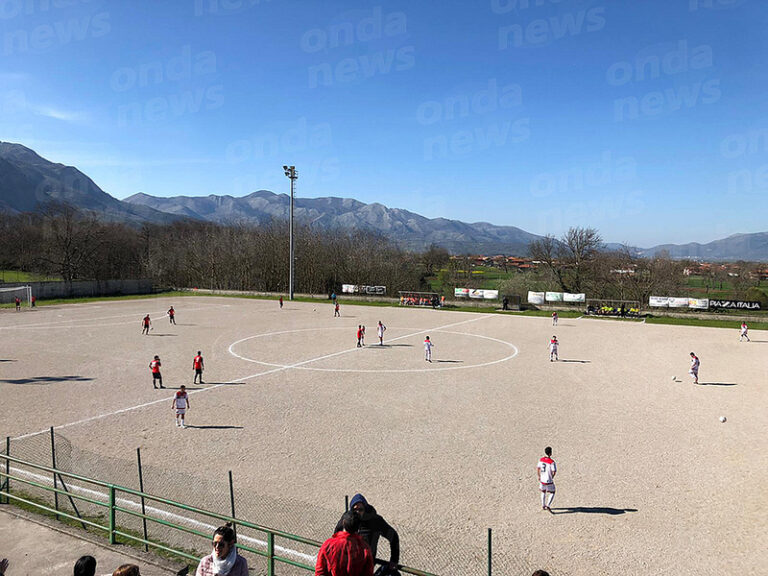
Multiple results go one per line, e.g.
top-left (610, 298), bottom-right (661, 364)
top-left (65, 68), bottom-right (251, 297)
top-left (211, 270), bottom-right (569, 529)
top-left (0, 296), bottom-right (765, 575)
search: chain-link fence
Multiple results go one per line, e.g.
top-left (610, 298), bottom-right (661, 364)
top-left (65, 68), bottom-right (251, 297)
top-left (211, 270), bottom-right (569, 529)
top-left (1, 431), bottom-right (534, 575)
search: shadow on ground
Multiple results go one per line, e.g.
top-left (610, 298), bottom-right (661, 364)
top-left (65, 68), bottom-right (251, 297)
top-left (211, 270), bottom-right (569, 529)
top-left (550, 507), bottom-right (638, 515)
top-left (184, 425), bottom-right (243, 430)
top-left (1, 375), bottom-right (93, 385)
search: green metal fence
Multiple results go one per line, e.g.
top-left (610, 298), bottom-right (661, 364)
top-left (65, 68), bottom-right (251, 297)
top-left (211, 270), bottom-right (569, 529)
top-left (0, 452), bottom-right (436, 576)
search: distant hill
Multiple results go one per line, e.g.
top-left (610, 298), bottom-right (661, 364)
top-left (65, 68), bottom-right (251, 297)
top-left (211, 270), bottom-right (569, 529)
top-left (639, 233), bottom-right (768, 262)
top-left (0, 142), bottom-right (181, 224)
top-left (2, 142), bottom-right (768, 259)
top-left (124, 190), bottom-right (543, 254)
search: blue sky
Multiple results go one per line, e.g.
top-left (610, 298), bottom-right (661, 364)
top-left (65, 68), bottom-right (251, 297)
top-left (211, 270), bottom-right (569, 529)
top-left (1, 0), bottom-right (766, 247)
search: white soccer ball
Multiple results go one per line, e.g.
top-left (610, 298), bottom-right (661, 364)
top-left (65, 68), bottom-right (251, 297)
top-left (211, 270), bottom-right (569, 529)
top-left (719, 416), bottom-right (727, 423)
top-left (671, 376), bottom-right (676, 381)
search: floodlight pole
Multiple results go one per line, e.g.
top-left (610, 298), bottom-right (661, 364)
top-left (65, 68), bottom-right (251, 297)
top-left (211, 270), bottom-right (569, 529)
top-left (283, 165), bottom-right (298, 300)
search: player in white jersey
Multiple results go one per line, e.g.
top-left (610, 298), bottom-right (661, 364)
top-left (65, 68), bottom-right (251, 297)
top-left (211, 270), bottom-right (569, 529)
top-left (740, 322), bottom-right (750, 342)
top-left (537, 446), bottom-right (557, 511)
top-left (689, 352), bottom-right (700, 385)
top-left (548, 336), bottom-right (559, 362)
top-left (172, 385), bottom-right (190, 428)
top-left (377, 321), bottom-right (386, 345)
top-left (424, 336), bottom-right (434, 362)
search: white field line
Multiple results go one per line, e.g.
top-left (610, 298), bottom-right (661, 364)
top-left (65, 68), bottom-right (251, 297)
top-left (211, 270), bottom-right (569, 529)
top-left (6, 465), bottom-right (316, 563)
top-left (228, 328), bottom-right (518, 373)
top-left (14, 314), bottom-right (495, 442)
top-left (0, 304), bottom-right (226, 331)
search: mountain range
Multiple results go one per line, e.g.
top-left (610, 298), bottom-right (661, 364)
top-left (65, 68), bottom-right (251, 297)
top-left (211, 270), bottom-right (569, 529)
top-left (1, 141), bottom-right (766, 260)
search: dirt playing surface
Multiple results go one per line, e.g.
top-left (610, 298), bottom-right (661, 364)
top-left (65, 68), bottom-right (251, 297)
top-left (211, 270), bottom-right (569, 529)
top-left (1, 296), bottom-right (765, 575)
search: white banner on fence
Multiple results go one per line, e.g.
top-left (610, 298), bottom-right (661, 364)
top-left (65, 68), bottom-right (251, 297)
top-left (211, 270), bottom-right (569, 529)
top-left (688, 298), bottom-right (709, 309)
top-left (528, 291), bottom-right (545, 304)
top-left (649, 296), bottom-right (669, 307)
top-left (483, 290), bottom-right (499, 300)
top-left (342, 285), bottom-right (386, 295)
top-left (668, 297), bottom-right (690, 308)
top-left (563, 292), bottom-right (586, 303)
top-left (546, 292), bottom-right (564, 302)
top-left (454, 288), bottom-right (470, 297)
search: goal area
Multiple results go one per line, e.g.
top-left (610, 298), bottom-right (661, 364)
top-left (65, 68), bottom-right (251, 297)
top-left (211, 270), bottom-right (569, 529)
top-left (0, 285), bottom-right (32, 307)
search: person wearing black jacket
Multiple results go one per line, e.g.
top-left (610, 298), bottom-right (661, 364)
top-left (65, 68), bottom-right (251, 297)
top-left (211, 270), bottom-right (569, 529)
top-left (335, 493), bottom-right (399, 572)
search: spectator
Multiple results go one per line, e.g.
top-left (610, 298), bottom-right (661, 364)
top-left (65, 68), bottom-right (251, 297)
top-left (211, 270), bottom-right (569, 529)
top-left (74, 555), bottom-right (96, 576)
top-left (317, 510), bottom-right (374, 576)
top-left (196, 523), bottom-right (248, 576)
top-left (112, 565), bottom-right (140, 576)
top-left (335, 494), bottom-right (399, 571)
top-left (531, 571), bottom-right (550, 576)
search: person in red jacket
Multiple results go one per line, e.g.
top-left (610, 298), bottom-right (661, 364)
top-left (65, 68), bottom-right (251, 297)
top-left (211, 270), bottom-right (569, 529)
top-left (316, 510), bottom-right (373, 576)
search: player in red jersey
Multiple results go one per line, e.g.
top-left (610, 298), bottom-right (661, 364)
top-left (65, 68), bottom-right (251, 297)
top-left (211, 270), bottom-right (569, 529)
top-left (149, 355), bottom-right (164, 389)
top-left (172, 385), bottom-right (190, 428)
top-left (168, 306), bottom-right (176, 325)
top-left (141, 314), bottom-right (151, 335)
top-left (537, 446), bottom-right (557, 511)
top-left (193, 351), bottom-right (205, 384)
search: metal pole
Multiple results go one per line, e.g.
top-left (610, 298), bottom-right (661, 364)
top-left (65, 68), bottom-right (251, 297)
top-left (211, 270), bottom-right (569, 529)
top-left (109, 485), bottom-right (116, 544)
top-left (50, 427), bottom-right (59, 520)
top-left (487, 528), bottom-right (492, 576)
top-left (289, 171), bottom-right (295, 300)
top-left (3, 436), bottom-right (9, 504)
top-left (267, 532), bottom-right (275, 576)
top-left (228, 471), bottom-right (237, 541)
top-left (137, 448), bottom-right (149, 552)
top-left (283, 165), bottom-right (298, 301)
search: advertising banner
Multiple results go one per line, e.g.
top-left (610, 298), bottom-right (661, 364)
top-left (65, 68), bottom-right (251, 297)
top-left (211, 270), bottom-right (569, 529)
top-left (688, 298), bottom-right (709, 309)
top-left (709, 300), bottom-right (761, 310)
top-left (342, 285), bottom-right (386, 295)
top-left (649, 296), bottom-right (669, 307)
top-left (483, 290), bottom-right (499, 300)
top-left (528, 291), bottom-right (545, 304)
top-left (469, 289), bottom-right (484, 299)
top-left (563, 292), bottom-right (586, 303)
top-left (545, 292), bottom-right (564, 302)
top-left (454, 288), bottom-right (470, 297)
top-left (668, 297), bottom-right (690, 308)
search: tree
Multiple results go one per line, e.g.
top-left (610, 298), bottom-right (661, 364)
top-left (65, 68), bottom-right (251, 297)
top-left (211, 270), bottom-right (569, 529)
top-left (529, 227), bottom-right (602, 293)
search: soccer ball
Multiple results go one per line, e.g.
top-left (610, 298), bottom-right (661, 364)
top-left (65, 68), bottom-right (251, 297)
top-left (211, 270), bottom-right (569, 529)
top-left (719, 416), bottom-right (727, 423)
top-left (671, 376), bottom-right (676, 381)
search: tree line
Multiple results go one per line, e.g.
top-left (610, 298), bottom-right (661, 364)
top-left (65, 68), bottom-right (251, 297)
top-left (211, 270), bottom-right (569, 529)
top-left (0, 206), bottom-right (763, 305)
top-left (0, 205), bottom-right (425, 295)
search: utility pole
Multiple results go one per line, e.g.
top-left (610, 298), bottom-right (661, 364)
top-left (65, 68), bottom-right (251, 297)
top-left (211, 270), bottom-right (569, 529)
top-left (282, 165), bottom-right (298, 300)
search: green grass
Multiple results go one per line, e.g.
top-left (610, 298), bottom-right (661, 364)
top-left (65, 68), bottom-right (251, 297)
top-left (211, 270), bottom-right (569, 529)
top-left (642, 315), bottom-right (768, 329)
top-left (0, 270), bottom-right (59, 282)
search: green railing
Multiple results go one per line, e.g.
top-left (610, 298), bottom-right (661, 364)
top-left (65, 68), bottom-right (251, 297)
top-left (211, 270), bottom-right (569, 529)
top-left (0, 453), bottom-right (436, 576)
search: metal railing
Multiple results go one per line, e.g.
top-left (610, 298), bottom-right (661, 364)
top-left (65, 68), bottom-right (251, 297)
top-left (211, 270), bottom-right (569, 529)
top-left (0, 452), bottom-right (436, 576)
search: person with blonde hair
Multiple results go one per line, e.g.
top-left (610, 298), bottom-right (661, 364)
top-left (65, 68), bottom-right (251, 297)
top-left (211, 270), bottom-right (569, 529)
top-left (112, 564), bottom-right (140, 576)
